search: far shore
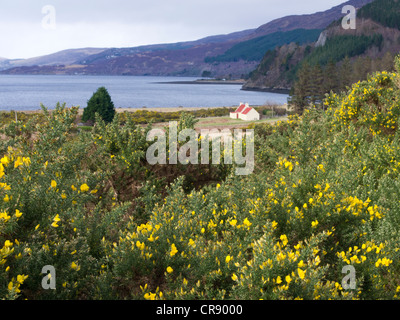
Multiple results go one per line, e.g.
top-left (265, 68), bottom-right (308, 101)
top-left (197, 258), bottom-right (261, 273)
top-left (6, 104), bottom-right (288, 115)
top-left (155, 79), bottom-right (246, 85)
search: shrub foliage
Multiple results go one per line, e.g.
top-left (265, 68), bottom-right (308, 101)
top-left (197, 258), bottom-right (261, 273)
top-left (2, 56), bottom-right (400, 300)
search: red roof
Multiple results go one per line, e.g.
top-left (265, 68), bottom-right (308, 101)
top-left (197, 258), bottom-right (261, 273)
top-left (241, 107), bottom-right (253, 115)
top-left (232, 104), bottom-right (246, 113)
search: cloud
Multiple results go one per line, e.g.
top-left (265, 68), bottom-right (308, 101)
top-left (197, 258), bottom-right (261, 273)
top-left (0, 0), bottom-right (347, 59)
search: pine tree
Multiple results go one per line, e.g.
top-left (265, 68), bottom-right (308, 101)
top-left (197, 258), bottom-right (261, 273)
top-left (339, 56), bottom-right (352, 92)
top-left (380, 51), bottom-right (394, 72)
top-left (82, 87), bottom-right (116, 124)
top-left (289, 62), bottom-right (313, 113)
top-left (352, 57), bottom-right (371, 83)
top-left (324, 60), bottom-right (339, 94)
top-left (310, 63), bottom-right (325, 105)
top-left (395, 54), bottom-right (400, 90)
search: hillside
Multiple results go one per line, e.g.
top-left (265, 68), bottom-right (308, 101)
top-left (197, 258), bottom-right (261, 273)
top-left (205, 29), bottom-right (322, 63)
top-left (358, 0), bottom-right (400, 29)
top-left (0, 0), bottom-right (373, 78)
top-left (251, 0), bottom-right (373, 35)
top-left (242, 42), bottom-right (309, 92)
top-left (243, 0), bottom-right (400, 93)
top-left (0, 48), bottom-right (107, 71)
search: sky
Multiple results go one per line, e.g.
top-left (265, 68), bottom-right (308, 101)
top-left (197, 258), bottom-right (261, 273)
top-left (0, 0), bottom-right (347, 59)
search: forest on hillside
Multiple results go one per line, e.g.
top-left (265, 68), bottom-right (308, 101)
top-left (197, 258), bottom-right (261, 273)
top-left (289, 51), bottom-right (395, 112)
top-left (358, 0), bottom-right (400, 29)
top-left (246, 0), bottom-right (400, 108)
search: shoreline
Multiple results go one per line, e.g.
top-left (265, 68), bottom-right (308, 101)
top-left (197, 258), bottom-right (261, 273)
top-left (2, 106), bottom-right (238, 114)
top-left (155, 79), bottom-right (245, 85)
top-left (2, 104), bottom-right (288, 114)
top-left (241, 87), bottom-right (291, 94)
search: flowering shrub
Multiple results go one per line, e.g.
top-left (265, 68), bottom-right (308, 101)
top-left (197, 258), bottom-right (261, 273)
top-left (333, 71), bottom-right (400, 135)
top-left (2, 56), bottom-right (400, 300)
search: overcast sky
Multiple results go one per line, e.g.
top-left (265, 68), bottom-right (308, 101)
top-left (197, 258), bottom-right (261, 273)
top-left (0, 0), bottom-right (347, 59)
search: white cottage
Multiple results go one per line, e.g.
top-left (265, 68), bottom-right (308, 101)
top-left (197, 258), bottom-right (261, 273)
top-left (230, 103), bottom-right (248, 119)
top-left (239, 106), bottom-right (260, 121)
top-left (230, 103), bottom-right (260, 121)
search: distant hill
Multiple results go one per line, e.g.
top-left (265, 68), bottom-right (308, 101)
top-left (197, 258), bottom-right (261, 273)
top-left (0, 0), bottom-right (375, 78)
top-left (251, 0), bottom-right (373, 35)
top-left (358, 0), bottom-right (400, 29)
top-left (205, 29), bottom-right (322, 63)
top-left (0, 48), bottom-right (107, 71)
top-left (243, 0), bottom-right (399, 92)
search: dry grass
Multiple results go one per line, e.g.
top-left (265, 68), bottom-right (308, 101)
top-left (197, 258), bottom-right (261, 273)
top-left (148, 115), bottom-right (288, 132)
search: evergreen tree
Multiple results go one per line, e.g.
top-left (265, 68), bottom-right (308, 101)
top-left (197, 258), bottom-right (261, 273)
top-left (380, 51), bottom-right (394, 72)
top-left (289, 62), bottom-right (313, 113)
top-left (339, 56), bottom-right (353, 92)
top-left (82, 87), bottom-right (116, 124)
top-left (310, 63), bottom-right (325, 105)
top-left (351, 57), bottom-right (364, 84)
top-left (395, 54), bottom-right (400, 90)
top-left (323, 60), bottom-right (339, 94)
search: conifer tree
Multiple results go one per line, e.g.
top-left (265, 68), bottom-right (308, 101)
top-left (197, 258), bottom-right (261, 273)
top-left (310, 63), bottom-right (325, 105)
top-left (82, 87), bottom-right (116, 124)
top-left (289, 62), bottom-right (312, 113)
top-left (339, 56), bottom-right (352, 92)
top-left (380, 51), bottom-right (394, 72)
top-left (324, 60), bottom-right (339, 94)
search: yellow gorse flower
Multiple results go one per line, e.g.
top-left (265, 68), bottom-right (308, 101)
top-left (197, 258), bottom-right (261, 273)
top-left (0, 211), bottom-right (11, 222)
top-left (80, 184), bottom-right (90, 192)
top-left (71, 261), bottom-right (80, 271)
top-left (51, 214), bottom-right (61, 228)
top-left (1, 156), bottom-right (9, 166)
top-left (243, 218), bottom-right (252, 228)
top-left (15, 209), bottom-right (22, 218)
top-left (298, 268), bottom-right (305, 280)
top-left (170, 243), bottom-right (178, 257)
top-left (14, 157), bottom-right (23, 168)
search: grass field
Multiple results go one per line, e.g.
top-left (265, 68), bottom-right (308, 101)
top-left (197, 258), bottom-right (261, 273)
top-left (194, 116), bottom-right (288, 130)
top-left (147, 115), bottom-right (288, 131)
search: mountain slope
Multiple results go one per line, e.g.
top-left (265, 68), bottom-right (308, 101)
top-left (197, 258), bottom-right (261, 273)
top-left (0, 0), bottom-right (375, 78)
top-left (0, 48), bottom-right (107, 71)
top-left (205, 29), bottom-right (322, 63)
top-left (358, 0), bottom-right (400, 29)
top-left (252, 0), bottom-right (373, 36)
top-left (243, 0), bottom-right (399, 92)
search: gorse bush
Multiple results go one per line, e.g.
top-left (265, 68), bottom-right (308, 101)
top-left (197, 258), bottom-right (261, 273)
top-left (3, 55), bottom-right (400, 300)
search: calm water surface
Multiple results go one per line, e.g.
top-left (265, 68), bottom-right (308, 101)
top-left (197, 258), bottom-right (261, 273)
top-left (0, 75), bottom-right (289, 111)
